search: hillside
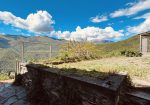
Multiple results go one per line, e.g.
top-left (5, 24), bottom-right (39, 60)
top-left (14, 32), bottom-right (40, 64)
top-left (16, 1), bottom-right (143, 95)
top-left (0, 34), bottom-right (140, 60)
top-left (0, 34), bottom-right (67, 73)
top-left (0, 34), bottom-right (65, 48)
top-left (97, 35), bottom-right (140, 56)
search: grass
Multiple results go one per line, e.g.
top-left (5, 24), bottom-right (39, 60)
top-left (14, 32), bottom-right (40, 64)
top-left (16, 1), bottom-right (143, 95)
top-left (33, 35), bottom-right (150, 85)
top-left (0, 74), bottom-right (10, 80)
top-left (36, 35), bottom-right (141, 64)
top-left (51, 57), bottom-right (150, 81)
top-left (96, 35), bottom-right (140, 57)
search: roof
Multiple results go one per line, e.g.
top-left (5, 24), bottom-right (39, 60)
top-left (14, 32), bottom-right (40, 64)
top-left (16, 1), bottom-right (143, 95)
top-left (138, 31), bottom-right (150, 36)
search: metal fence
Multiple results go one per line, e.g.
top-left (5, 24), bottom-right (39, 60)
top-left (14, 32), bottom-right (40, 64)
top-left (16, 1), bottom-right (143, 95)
top-left (22, 42), bottom-right (60, 62)
top-left (0, 48), bottom-right (20, 73)
top-left (0, 41), bottom-right (61, 74)
top-left (0, 60), bottom-right (17, 73)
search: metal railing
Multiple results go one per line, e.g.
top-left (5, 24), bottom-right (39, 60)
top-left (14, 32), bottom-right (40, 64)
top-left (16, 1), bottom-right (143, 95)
top-left (20, 42), bottom-right (60, 62)
top-left (0, 60), bottom-right (17, 73)
top-left (0, 41), bottom-right (61, 74)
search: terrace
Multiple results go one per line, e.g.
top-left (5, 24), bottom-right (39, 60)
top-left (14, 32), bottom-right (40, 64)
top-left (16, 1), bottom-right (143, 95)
top-left (0, 32), bottom-right (150, 105)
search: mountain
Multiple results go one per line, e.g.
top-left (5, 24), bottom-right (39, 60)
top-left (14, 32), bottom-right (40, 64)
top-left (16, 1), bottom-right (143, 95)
top-left (0, 34), bottom-right (67, 73)
top-left (0, 34), bottom-right (140, 73)
top-left (93, 39), bottom-right (114, 44)
top-left (0, 34), bottom-right (65, 48)
top-left (0, 34), bottom-right (140, 57)
top-left (0, 34), bottom-right (66, 63)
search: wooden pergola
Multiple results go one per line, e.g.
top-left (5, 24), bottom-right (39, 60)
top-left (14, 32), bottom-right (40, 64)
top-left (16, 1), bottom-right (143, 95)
top-left (139, 31), bottom-right (150, 53)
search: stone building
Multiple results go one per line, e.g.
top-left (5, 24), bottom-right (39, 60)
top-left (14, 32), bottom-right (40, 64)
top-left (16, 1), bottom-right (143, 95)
top-left (139, 31), bottom-right (150, 54)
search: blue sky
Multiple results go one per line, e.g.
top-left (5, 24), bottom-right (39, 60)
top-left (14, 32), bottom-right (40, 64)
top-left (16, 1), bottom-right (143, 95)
top-left (0, 0), bottom-right (150, 42)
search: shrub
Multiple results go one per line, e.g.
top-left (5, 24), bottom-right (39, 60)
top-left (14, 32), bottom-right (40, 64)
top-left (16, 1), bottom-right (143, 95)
top-left (58, 41), bottom-right (99, 63)
top-left (0, 73), bottom-right (10, 80)
top-left (121, 50), bottom-right (142, 57)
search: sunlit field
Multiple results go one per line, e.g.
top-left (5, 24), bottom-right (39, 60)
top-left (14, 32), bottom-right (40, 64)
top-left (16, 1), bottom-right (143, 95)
top-left (52, 56), bottom-right (150, 86)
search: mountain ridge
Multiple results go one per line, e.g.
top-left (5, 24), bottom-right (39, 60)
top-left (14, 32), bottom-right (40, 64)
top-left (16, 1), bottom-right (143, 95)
top-left (0, 34), bottom-right (66, 48)
top-left (97, 35), bottom-right (140, 56)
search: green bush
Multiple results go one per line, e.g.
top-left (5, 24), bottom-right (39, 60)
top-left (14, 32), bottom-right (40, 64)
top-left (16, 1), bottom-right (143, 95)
top-left (121, 50), bottom-right (142, 57)
top-left (58, 41), bottom-right (99, 63)
top-left (0, 73), bottom-right (10, 80)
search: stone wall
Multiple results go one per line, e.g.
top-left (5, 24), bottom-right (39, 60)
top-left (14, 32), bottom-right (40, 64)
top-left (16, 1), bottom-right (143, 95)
top-left (19, 64), bottom-right (150, 105)
top-left (21, 64), bottom-right (128, 105)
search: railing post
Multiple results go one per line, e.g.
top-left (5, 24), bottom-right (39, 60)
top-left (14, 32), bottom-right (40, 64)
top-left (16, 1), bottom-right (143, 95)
top-left (140, 35), bottom-right (142, 53)
top-left (15, 60), bottom-right (19, 79)
top-left (67, 41), bottom-right (69, 52)
top-left (49, 45), bottom-right (52, 59)
top-left (21, 42), bottom-right (24, 62)
top-left (15, 60), bottom-right (17, 76)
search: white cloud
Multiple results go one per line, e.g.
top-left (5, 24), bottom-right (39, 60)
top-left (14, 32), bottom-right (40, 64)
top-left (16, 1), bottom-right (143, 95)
top-left (90, 15), bottom-right (108, 23)
top-left (0, 11), bottom-right (54, 33)
top-left (51, 26), bottom-right (124, 42)
top-left (0, 32), bottom-right (6, 35)
top-left (126, 2), bottom-right (136, 6)
top-left (127, 13), bottom-right (150, 33)
top-left (134, 12), bottom-right (150, 19)
top-left (110, 0), bottom-right (150, 18)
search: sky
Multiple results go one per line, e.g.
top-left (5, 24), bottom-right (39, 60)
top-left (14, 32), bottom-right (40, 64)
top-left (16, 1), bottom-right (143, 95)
top-left (0, 0), bottom-right (150, 42)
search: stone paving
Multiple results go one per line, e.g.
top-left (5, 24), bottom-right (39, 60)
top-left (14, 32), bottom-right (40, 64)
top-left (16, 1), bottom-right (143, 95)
top-left (0, 80), bottom-right (30, 105)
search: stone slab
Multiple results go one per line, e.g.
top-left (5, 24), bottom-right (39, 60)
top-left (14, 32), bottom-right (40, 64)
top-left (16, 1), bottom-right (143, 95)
top-left (3, 96), bottom-right (18, 105)
top-left (12, 99), bottom-right (27, 105)
top-left (0, 82), bottom-right (28, 105)
top-left (129, 91), bottom-right (150, 101)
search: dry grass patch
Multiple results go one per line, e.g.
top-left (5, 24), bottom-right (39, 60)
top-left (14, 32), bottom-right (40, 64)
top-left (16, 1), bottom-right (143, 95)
top-left (0, 74), bottom-right (10, 80)
top-left (53, 57), bottom-right (150, 82)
